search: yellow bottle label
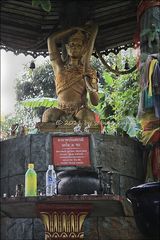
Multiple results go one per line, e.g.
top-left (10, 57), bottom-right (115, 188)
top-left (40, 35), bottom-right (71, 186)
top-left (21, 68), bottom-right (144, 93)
top-left (25, 169), bottom-right (37, 197)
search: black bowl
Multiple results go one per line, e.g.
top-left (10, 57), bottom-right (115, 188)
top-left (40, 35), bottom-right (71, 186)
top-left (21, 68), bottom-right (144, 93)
top-left (57, 170), bottom-right (99, 195)
top-left (126, 182), bottom-right (160, 239)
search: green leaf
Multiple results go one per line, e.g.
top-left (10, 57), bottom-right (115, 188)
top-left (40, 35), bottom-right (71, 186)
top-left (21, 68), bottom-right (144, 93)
top-left (120, 116), bottom-right (141, 138)
top-left (39, 0), bottom-right (51, 12)
top-left (103, 72), bottom-right (113, 86)
top-left (32, 0), bottom-right (41, 7)
top-left (21, 97), bottom-right (58, 108)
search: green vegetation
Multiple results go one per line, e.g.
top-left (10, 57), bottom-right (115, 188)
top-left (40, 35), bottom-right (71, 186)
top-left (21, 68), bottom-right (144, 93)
top-left (94, 70), bottom-right (141, 137)
top-left (32, 0), bottom-right (51, 12)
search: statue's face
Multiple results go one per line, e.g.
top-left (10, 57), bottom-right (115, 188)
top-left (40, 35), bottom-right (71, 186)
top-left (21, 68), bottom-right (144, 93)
top-left (66, 39), bottom-right (84, 58)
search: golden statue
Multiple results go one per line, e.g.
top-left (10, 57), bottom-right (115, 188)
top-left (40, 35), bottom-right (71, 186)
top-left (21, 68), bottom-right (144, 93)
top-left (42, 23), bottom-right (99, 124)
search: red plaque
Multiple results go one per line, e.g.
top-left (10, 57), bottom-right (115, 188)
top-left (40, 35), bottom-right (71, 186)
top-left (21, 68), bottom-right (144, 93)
top-left (52, 136), bottom-right (91, 167)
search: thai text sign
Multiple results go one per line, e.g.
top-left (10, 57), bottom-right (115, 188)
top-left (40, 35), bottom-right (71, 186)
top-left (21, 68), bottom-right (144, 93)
top-left (52, 136), bottom-right (91, 166)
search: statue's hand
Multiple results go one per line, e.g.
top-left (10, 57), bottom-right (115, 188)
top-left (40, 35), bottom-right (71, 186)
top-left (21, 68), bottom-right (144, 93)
top-left (84, 75), bottom-right (98, 92)
top-left (84, 21), bottom-right (98, 34)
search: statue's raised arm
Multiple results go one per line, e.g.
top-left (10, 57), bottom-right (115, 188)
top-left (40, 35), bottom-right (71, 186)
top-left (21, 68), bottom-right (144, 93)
top-left (82, 22), bottom-right (98, 70)
top-left (47, 27), bottom-right (82, 74)
top-left (47, 23), bottom-right (98, 73)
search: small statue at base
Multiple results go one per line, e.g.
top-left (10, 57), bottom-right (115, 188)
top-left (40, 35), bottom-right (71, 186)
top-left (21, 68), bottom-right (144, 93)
top-left (42, 22), bottom-right (99, 125)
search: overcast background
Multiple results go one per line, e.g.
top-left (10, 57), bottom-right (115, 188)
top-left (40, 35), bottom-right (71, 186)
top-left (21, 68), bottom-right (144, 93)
top-left (1, 50), bottom-right (46, 116)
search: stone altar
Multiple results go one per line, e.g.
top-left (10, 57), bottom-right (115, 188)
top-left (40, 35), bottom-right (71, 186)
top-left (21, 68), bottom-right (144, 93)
top-left (0, 133), bottom-right (146, 240)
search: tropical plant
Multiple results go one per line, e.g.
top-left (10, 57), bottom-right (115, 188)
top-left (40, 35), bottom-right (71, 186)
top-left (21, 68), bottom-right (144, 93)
top-left (92, 68), bottom-right (141, 138)
top-left (21, 97), bottom-right (58, 108)
top-left (32, 0), bottom-right (51, 12)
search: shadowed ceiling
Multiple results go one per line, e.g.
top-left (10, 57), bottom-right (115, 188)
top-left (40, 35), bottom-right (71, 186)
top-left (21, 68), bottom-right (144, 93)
top-left (0, 0), bottom-right (140, 57)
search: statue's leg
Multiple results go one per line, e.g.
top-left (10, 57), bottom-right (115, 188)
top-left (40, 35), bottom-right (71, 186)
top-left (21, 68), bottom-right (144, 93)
top-left (42, 107), bottom-right (64, 122)
top-left (75, 108), bottom-right (95, 123)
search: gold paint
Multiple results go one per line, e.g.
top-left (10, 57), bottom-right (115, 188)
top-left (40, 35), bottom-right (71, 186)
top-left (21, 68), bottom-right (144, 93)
top-left (61, 232), bottom-right (68, 238)
top-left (45, 231), bottom-right (51, 240)
top-left (50, 213), bottom-right (52, 233)
top-left (74, 214), bottom-right (78, 232)
top-left (52, 232), bottom-right (59, 238)
top-left (40, 210), bottom-right (89, 239)
top-left (66, 214), bottom-right (70, 233)
top-left (62, 212), bottom-right (67, 232)
top-left (78, 212), bottom-right (88, 230)
top-left (40, 212), bottom-right (50, 231)
top-left (69, 232), bottom-right (76, 238)
top-left (78, 232), bottom-right (84, 238)
top-left (53, 212), bottom-right (58, 231)
top-left (58, 214), bottom-right (62, 232)
top-left (70, 213), bottom-right (75, 232)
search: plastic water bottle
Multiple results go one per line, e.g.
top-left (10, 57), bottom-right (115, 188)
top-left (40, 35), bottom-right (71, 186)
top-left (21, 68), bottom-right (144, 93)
top-left (25, 163), bottom-right (37, 197)
top-left (46, 165), bottom-right (57, 196)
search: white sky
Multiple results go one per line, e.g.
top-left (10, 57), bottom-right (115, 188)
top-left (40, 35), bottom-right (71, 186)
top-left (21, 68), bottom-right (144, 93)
top-left (1, 50), bottom-right (47, 116)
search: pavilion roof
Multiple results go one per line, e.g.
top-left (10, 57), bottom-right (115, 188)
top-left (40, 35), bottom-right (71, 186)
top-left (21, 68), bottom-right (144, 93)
top-left (0, 0), bottom-right (140, 58)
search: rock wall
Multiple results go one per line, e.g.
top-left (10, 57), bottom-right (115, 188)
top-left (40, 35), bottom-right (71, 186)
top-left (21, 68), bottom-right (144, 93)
top-left (84, 217), bottom-right (146, 240)
top-left (0, 133), bottom-right (146, 240)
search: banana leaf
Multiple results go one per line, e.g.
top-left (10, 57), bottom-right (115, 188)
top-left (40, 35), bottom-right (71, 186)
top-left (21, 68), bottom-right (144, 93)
top-left (21, 97), bottom-right (58, 108)
top-left (120, 116), bottom-right (141, 138)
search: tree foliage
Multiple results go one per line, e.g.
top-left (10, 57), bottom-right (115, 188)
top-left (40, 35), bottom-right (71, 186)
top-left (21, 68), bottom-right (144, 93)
top-left (90, 50), bottom-right (142, 138)
top-left (93, 69), bottom-right (141, 137)
top-left (16, 60), bottom-right (55, 101)
top-left (16, 60), bottom-right (56, 118)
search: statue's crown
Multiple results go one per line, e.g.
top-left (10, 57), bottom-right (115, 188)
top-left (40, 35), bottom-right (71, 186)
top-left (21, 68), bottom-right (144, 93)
top-left (69, 30), bottom-right (85, 42)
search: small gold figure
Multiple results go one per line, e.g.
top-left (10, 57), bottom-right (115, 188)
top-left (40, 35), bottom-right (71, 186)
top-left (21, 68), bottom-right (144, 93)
top-left (42, 22), bottom-right (99, 124)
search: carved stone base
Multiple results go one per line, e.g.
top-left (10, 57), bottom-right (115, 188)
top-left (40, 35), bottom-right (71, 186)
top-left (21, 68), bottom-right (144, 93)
top-left (36, 204), bottom-right (92, 240)
top-left (36, 122), bottom-right (101, 133)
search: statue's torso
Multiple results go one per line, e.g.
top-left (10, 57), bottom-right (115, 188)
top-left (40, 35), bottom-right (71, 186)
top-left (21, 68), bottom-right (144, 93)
top-left (55, 65), bottom-right (87, 106)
